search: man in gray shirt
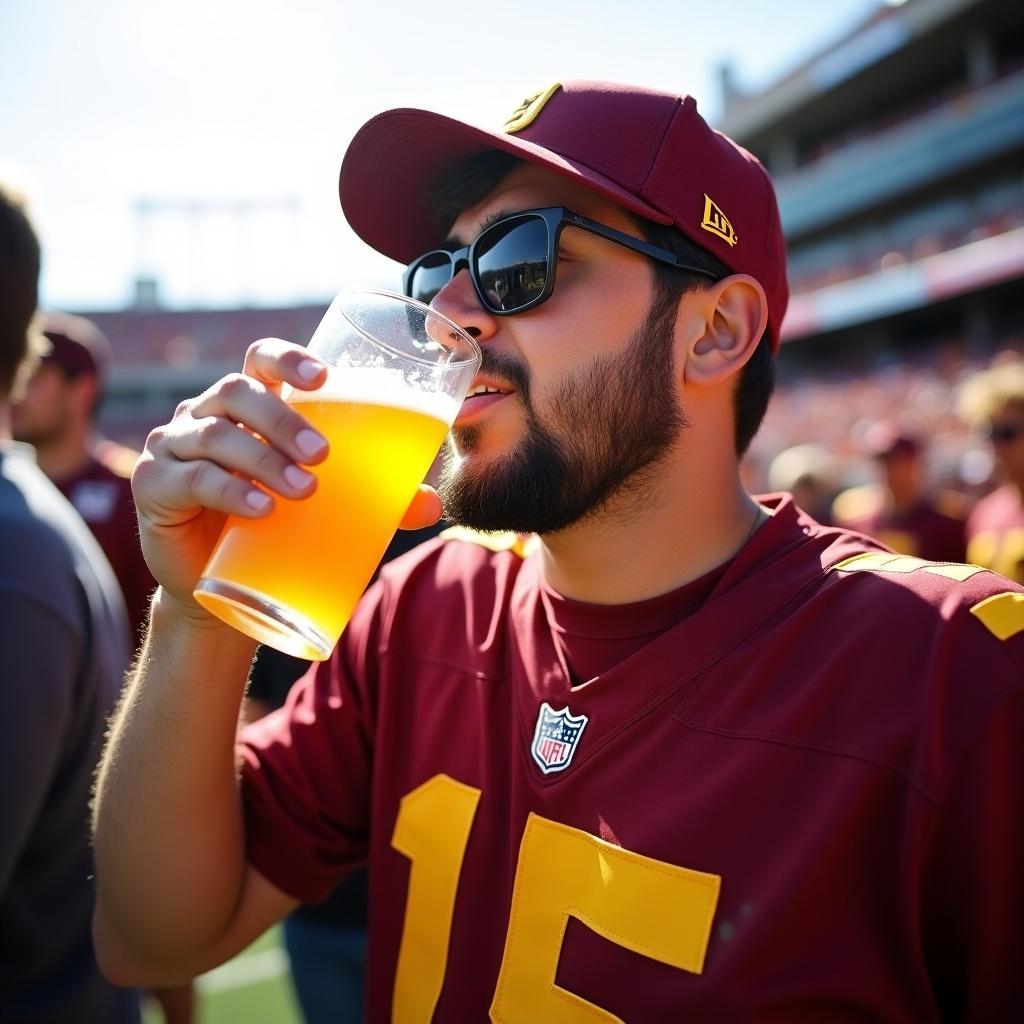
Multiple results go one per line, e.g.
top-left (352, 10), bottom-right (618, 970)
top-left (0, 178), bottom-right (139, 1022)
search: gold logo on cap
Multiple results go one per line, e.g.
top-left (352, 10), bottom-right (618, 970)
top-left (504, 83), bottom-right (562, 134)
top-left (701, 194), bottom-right (738, 247)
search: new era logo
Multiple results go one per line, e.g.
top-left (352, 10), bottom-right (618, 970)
top-left (701, 194), bottom-right (738, 247)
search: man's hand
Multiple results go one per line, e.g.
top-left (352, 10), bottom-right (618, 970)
top-left (133, 337), bottom-right (446, 617)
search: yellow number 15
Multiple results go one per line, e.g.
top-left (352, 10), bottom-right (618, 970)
top-left (390, 774), bottom-right (721, 1023)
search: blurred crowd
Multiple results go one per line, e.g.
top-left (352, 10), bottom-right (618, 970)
top-left (746, 338), bottom-right (1024, 582)
top-left (749, 340), bottom-right (1022, 495)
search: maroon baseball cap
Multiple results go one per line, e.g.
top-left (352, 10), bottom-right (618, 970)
top-left (340, 80), bottom-right (788, 351)
top-left (39, 312), bottom-right (110, 380)
top-left (864, 423), bottom-right (922, 460)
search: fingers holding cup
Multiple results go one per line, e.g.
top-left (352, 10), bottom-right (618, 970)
top-left (241, 336), bottom-right (329, 395)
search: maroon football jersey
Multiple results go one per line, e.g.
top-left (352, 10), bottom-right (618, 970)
top-left (239, 495), bottom-right (1024, 1021)
top-left (57, 452), bottom-right (155, 642)
top-left (966, 482), bottom-right (1024, 583)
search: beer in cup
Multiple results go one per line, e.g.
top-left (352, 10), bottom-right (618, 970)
top-left (193, 290), bottom-right (481, 659)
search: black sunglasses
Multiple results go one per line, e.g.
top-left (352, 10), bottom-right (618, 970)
top-left (403, 206), bottom-right (718, 315)
top-left (988, 422), bottom-right (1024, 444)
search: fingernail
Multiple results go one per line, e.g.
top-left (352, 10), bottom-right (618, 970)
top-left (246, 489), bottom-right (272, 511)
top-left (295, 429), bottom-right (327, 457)
top-left (297, 358), bottom-right (322, 381)
top-left (284, 464), bottom-right (314, 489)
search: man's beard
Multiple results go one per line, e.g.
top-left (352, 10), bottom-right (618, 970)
top-left (438, 288), bottom-right (687, 535)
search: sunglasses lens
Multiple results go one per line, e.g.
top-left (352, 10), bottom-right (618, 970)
top-left (474, 216), bottom-right (549, 311)
top-left (408, 252), bottom-right (454, 305)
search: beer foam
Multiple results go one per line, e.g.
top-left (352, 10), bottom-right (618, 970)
top-left (285, 365), bottom-right (461, 423)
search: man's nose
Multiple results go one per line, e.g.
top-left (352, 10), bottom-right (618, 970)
top-left (431, 268), bottom-right (498, 344)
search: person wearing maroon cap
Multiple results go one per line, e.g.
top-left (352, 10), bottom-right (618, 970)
top-left (831, 424), bottom-right (967, 563)
top-left (93, 82), bottom-right (1024, 1020)
top-left (958, 359), bottom-right (1024, 583)
top-left (12, 312), bottom-right (158, 643)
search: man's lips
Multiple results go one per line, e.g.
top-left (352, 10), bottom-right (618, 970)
top-left (456, 380), bottom-right (515, 423)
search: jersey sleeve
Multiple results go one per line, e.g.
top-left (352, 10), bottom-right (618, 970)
top-left (237, 579), bottom-right (387, 903)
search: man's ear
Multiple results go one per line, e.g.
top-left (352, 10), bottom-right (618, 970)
top-left (682, 274), bottom-right (768, 387)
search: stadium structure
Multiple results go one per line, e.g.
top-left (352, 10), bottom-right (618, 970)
top-left (84, 0), bottom-right (1022, 472)
top-left (719, 0), bottom-right (1023, 485)
top-left (720, 0), bottom-right (1023, 362)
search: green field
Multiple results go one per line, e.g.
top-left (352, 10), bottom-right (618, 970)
top-left (141, 926), bottom-right (302, 1024)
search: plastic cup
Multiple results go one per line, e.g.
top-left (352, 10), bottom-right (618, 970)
top-left (193, 289), bottom-right (480, 659)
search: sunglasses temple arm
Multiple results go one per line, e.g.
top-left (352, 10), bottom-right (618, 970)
top-left (569, 212), bottom-right (717, 279)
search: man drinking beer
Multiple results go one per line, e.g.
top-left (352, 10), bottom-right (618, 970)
top-left (92, 82), bottom-right (1024, 1020)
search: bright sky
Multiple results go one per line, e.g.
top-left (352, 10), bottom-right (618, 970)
top-left (2, 0), bottom-right (880, 311)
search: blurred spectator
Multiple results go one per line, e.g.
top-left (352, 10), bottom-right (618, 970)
top-left (12, 312), bottom-right (156, 643)
top-left (1, 179), bottom-right (140, 1020)
top-left (957, 359), bottom-right (1024, 582)
top-left (831, 424), bottom-right (966, 562)
top-left (766, 443), bottom-right (837, 523)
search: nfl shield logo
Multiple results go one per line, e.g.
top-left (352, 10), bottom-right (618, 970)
top-left (531, 702), bottom-right (589, 775)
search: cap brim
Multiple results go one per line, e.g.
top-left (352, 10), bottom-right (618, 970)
top-left (339, 108), bottom-right (673, 263)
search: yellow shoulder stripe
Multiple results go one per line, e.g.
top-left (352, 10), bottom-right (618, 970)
top-left (439, 526), bottom-right (539, 559)
top-left (834, 552), bottom-right (984, 582)
top-left (970, 592), bottom-right (1024, 640)
top-left (834, 552), bottom-right (1024, 640)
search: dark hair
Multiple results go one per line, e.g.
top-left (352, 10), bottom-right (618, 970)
top-left (428, 150), bottom-right (774, 456)
top-left (428, 149), bottom-right (523, 230)
top-left (0, 182), bottom-right (42, 400)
